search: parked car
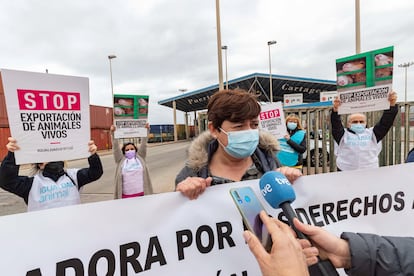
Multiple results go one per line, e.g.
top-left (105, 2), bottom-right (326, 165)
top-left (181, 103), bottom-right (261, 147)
top-left (303, 130), bottom-right (330, 167)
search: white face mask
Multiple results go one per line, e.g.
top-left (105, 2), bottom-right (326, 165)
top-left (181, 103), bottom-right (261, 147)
top-left (219, 128), bottom-right (259, 158)
top-left (287, 122), bottom-right (297, 130)
top-left (350, 123), bottom-right (366, 134)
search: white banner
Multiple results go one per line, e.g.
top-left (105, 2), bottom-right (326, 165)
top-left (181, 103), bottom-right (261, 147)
top-left (0, 164), bottom-right (413, 275)
top-left (1, 69), bottom-right (90, 164)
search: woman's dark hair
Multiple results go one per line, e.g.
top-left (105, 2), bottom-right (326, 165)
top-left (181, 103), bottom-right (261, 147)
top-left (121, 142), bottom-right (137, 154)
top-left (207, 89), bottom-right (261, 129)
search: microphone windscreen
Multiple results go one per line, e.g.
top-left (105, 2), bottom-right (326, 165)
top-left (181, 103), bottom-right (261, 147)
top-left (259, 171), bottom-right (296, 208)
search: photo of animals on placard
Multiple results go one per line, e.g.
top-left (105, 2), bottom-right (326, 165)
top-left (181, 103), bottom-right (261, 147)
top-left (336, 46), bottom-right (394, 92)
top-left (113, 94), bottom-right (149, 119)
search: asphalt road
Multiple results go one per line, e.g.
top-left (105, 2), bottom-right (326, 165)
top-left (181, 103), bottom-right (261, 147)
top-left (0, 141), bottom-right (191, 216)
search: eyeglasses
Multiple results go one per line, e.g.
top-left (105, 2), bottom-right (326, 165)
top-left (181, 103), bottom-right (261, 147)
top-left (351, 120), bottom-right (365, 124)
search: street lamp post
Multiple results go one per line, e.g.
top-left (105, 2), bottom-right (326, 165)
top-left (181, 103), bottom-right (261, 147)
top-left (355, 0), bottom-right (361, 54)
top-left (215, 0), bottom-right (224, 90)
top-left (267, 40), bottom-right (277, 103)
top-left (221, 45), bottom-right (228, 90)
top-left (108, 55), bottom-right (117, 100)
top-left (398, 61), bottom-right (414, 102)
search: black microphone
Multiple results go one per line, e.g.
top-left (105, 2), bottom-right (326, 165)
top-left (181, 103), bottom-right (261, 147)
top-left (259, 171), bottom-right (339, 276)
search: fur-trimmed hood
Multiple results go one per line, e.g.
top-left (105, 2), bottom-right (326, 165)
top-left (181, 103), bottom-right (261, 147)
top-left (185, 130), bottom-right (280, 171)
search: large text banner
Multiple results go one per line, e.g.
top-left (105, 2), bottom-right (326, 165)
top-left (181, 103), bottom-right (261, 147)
top-left (0, 164), bottom-right (413, 275)
top-left (1, 69), bottom-right (90, 164)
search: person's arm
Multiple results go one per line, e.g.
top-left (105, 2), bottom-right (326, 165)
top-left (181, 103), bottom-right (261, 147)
top-left (341, 232), bottom-right (414, 276)
top-left (373, 92), bottom-right (398, 142)
top-left (110, 125), bottom-right (123, 163)
top-left (293, 218), bottom-right (352, 269)
top-left (175, 175), bottom-right (213, 200)
top-left (137, 123), bottom-right (149, 159)
top-left (276, 166), bottom-right (302, 184)
top-left (331, 98), bottom-right (345, 145)
top-left (76, 141), bottom-right (103, 188)
top-left (287, 137), bottom-right (307, 154)
top-left (0, 138), bottom-right (33, 203)
top-left (243, 211), bottom-right (309, 276)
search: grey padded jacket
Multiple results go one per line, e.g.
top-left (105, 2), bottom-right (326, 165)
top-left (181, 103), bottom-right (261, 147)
top-left (341, 232), bottom-right (414, 276)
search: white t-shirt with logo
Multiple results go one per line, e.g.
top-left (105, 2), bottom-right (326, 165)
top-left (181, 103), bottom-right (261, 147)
top-left (27, 169), bottom-right (80, 212)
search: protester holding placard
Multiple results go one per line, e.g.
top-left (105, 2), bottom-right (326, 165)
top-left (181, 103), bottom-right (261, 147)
top-left (175, 89), bottom-right (301, 200)
top-left (277, 114), bottom-right (306, 169)
top-left (0, 137), bottom-right (103, 212)
top-left (110, 123), bottom-right (153, 199)
top-left (331, 91), bottom-right (398, 171)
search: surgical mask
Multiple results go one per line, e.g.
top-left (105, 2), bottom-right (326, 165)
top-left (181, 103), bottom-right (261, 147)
top-left (350, 123), bottom-right (366, 134)
top-left (219, 128), bottom-right (259, 159)
top-left (287, 122), bottom-right (297, 130)
top-left (125, 150), bottom-right (136, 159)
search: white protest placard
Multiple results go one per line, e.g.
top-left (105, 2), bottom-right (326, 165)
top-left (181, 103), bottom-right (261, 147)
top-left (259, 102), bottom-right (286, 139)
top-left (115, 119), bottom-right (148, 138)
top-left (283, 93), bottom-right (303, 106)
top-left (337, 85), bottom-right (391, 114)
top-left (113, 94), bottom-right (149, 138)
top-left (1, 69), bottom-right (90, 164)
top-left (0, 164), bottom-right (413, 275)
top-left (336, 46), bottom-right (394, 114)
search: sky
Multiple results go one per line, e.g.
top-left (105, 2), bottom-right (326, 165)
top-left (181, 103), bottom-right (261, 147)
top-left (1, 0), bottom-right (414, 124)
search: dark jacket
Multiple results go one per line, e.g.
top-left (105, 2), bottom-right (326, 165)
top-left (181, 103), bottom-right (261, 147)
top-left (341, 232), bottom-right (414, 276)
top-left (286, 128), bottom-right (307, 166)
top-left (175, 130), bottom-right (280, 185)
top-left (0, 151), bottom-right (103, 204)
top-left (405, 147), bottom-right (414, 163)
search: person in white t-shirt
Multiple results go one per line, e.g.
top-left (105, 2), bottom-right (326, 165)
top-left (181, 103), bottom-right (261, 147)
top-left (110, 123), bottom-right (153, 199)
top-left (0, 137), bottom-right (103, 212)
top-left (331, 91), bottom-right (398, 171)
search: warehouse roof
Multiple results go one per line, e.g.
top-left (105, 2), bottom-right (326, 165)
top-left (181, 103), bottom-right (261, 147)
top-left (158, 72), bottom-right (336, 113)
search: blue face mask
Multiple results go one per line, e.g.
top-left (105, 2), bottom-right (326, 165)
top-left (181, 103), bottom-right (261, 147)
top-left (350, 123), bottom-right (366, 134)
top-left (219, 128), bottom-right (259, 159)
top-left (287, 122), bottom-right (297, 130)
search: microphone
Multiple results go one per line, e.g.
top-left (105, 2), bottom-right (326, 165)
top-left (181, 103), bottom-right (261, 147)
top-left (259, 171), bottom-right (339, 276)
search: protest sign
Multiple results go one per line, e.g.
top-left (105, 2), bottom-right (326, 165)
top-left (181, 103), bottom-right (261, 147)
top-left (113, 94), bottom-right (149, 138)
top-left (335, 46), bottom-right (394, 114)
top-left (1, 69), bottom-right (90, 164)
top-left (0, 164), bottom-right (413, 275)
top-left (259, 102), bottom-right (286, 139)
top-left (1, 164), bottom-right (414, 275)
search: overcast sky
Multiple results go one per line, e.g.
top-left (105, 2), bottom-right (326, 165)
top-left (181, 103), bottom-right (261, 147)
top-left (1, 0), bottom-right (414, 124)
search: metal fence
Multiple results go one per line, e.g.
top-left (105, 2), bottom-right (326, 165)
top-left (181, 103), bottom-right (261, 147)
top-left (285, 102), bottom-right (413, 175)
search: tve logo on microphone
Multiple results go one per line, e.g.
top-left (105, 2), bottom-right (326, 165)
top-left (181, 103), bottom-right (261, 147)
top-left (260, 171), bottom-right (292, 196)
top-left (259, 171), bottom-right (296, 208)
top-left (274, 175), bottom-right (290, 185)
top-left (261, 183), bottom-right (272, 196)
